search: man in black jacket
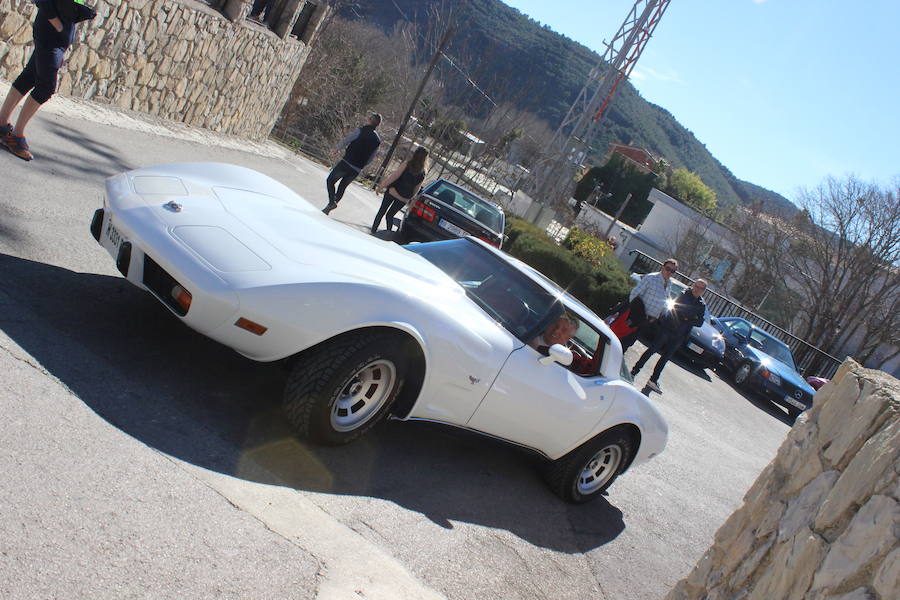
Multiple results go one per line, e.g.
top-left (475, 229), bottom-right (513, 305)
top-left (630, 279), bottom-right (707, 393)
top-left (323, 113), bottom-right (382, 214)
top-left (0, 0), bottom-right (95, 161)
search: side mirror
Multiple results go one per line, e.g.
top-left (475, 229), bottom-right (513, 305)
top-left (709, 317), bottom-right (718, 326)
top-left (539, 344), bottom-right (574, 367)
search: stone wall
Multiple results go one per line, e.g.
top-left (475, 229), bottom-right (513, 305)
top-left (667, 359), bottom-right (899, 600)
top-left (0, 0), bottom-right (322, 138)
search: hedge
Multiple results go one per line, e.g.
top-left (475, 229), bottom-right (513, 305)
top-left (504, 217), bottom-right (634, 317)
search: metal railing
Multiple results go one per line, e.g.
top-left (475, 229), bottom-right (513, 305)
top-left (628, 250), bottom-right (843, 379)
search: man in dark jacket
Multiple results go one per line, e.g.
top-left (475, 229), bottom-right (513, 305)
top-left (630, 279), bottom-right (707, 393)
top-left (0, 0), bottom-right (95, 161)
top-left (323, 113), bottom-right (382, 214)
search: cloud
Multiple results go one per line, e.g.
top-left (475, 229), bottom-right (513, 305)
top-left (630, 65), bottom-right (684, 84)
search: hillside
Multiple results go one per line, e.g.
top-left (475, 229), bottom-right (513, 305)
top-left (342, 0), bottom-right (797, 217)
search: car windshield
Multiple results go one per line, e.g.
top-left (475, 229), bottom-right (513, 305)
top-left (748, 329), bottom-right (797, 370)
top-left (406, 239), bottom-right (557, 341)
top-left (425, 181), bottom-right (503, 233)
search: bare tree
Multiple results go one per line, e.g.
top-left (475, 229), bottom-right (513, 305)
top-left (785, 175), bottom-right (900, 361)
top-left (724, 203), bottom-right (794, 311)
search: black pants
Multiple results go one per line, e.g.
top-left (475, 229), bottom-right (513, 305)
top-left (371, 191), bottom-right (405, 232)
top-left (325, 161), bottom-right (360, 205)
top-left (13, 44), bottom-right (66, 104)
top-left (633, 325), bottom-right (684, 382)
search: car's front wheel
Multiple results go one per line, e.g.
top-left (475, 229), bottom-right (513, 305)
top-left (734, 361), bottom-right (754, 387)
top-left (542, 429), bottom-right (633, 503)
top-left (282, 332), bottom-right (408, 445)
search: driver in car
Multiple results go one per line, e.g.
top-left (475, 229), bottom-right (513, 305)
top-left (529, 314), bottom-right (594, 375)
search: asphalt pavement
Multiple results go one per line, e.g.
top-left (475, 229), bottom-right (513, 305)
top-left (0, 84), bottom-right (792, 599)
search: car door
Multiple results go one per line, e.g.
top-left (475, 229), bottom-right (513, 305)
top-left (466, 320), bottom-right (616, 459)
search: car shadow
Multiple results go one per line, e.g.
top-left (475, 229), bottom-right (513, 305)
top-left (671, 355), bottom-right (713, 382)
top-left (712, 366), bottom-right (795, 426)
top-left (0, 253), bottom-right (625, 553)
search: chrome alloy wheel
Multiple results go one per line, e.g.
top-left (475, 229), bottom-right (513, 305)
top-left (577, 444), bottom-right (624, 495)
top-left (330, 359), bottom-right (397, 432)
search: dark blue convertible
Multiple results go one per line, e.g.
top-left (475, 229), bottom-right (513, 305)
top-left (714, 317), bottom-right (816, 420)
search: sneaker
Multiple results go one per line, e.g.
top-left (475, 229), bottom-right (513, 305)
top-left (646, 380), bottom-right (661, 393)
top-left (3, 132), bottom-right (33, 161)
top-left (322, 201), bottom-right (337, 215)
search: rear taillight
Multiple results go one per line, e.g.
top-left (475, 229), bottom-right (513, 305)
top-left (412, 201), bottom-right (436, 223)
top-left (171, 284), bottom-right (192, 313)
top-left (478, 236), bottom-right (501, 248)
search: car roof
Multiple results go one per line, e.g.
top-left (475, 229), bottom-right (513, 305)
top-left (720, 317), bottom-right (790, 349)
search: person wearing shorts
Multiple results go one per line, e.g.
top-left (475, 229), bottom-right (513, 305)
top-left (0, 0), bottom-right (95, 161)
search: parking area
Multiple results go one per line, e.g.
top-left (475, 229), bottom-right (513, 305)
top-left (0, 98), bottom-right (792, 599)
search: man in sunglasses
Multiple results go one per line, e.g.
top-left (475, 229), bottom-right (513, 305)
top-left (631, 279), bottom-right (707, 393)
top-left (619, 259), bottom-right (679, 352)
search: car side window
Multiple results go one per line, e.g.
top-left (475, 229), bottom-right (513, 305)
top-left (568, 318), bottom-right (606, 378)
top-left (725, 320), bottom-right (750, 338)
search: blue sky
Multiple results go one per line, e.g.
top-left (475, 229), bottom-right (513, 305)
top-left (502, 0), bottom-right (899, 201)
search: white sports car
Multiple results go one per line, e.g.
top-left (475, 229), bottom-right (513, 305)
top-left (90, 163), bottom-right (668, 503)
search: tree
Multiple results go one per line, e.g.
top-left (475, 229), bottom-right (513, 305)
top-left (783, 175), bottom-right (900, 366)
top-left (573, 154), bottom-right (657, 227)
top-left (666, 169), bottom-right (717, 214)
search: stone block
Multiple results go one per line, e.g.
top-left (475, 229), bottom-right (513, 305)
top-left (873, 547), bottom-right (899, 600)
top-left (823, 385), bottom-right (894, 470)
top-left (720, 527), bottom-right (757, 577)
top-left (0, 10), bottom-right (27, 39)
top-left (729, 533), bottom-right (774, 589)
top-left (816, 420), bottom-right (900, 531)
top-left (779, 470), bottom-right (840, 543)
top-left (755, 500), bottom-right (785, 539)
top-left (811, 495), bottom-right (899, 593)
top-left (748, 528), bottom-right (827, 600)
top-left (821, 588), bottom-right (873, 600)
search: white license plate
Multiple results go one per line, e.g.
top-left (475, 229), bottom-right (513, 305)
top-left (688, 342), bottom-right (704, 354)
top-left (784, 394), bottom-right (806, 409)
top-left (101, 215), bottom-right (124, 255)
top-left (438, 218), bottom-right (467, 237)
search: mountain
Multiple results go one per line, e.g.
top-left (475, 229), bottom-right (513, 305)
top-left (343, 0), bottom-right (798, 216)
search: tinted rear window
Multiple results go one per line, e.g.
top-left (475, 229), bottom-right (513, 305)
top-left (425, 182), bottom-right (503, 233)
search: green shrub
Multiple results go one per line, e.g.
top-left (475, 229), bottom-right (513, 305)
top-left (562, 228), bottom-right (610, 267)
top-left (505, 217), bottom-right (634, 316)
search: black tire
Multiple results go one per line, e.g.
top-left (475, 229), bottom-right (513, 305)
top-left (734, 361), bottom-right (754, 388)
top-left (282, 332), bottom-right (408, 445)
top-left (542, 429), bottom-right (633, 504)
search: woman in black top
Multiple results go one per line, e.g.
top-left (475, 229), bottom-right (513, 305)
top-left (371, 147), bottom-right (429, 234)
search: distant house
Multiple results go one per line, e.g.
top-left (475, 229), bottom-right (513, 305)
top-left (602, 143), bottom-right (660, 174)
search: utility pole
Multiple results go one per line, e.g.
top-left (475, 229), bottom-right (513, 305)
top-left (528, 0), bottom-right (671, 211)
top-left (371, 18), bottom-right (458, 188)
top-left (604, 193), bottom-right (632, 238)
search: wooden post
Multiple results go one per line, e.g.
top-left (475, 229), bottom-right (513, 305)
top-left (371, 20), bottom-right (457, 187)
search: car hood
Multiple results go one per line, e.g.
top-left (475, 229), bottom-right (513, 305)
top-left (744, 347), bottom-right (815, 393)
top-left (690, 320), bottom-right (719, 344)
top-left (114, 163), bottom-right (463, 295)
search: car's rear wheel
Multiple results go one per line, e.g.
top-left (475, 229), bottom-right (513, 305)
top-left (542, 429), bottom-right (633, 503)
top-left (734, 361), bottom-right (753, 387)
top-left (282, 332), bottom-right (408, 445)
